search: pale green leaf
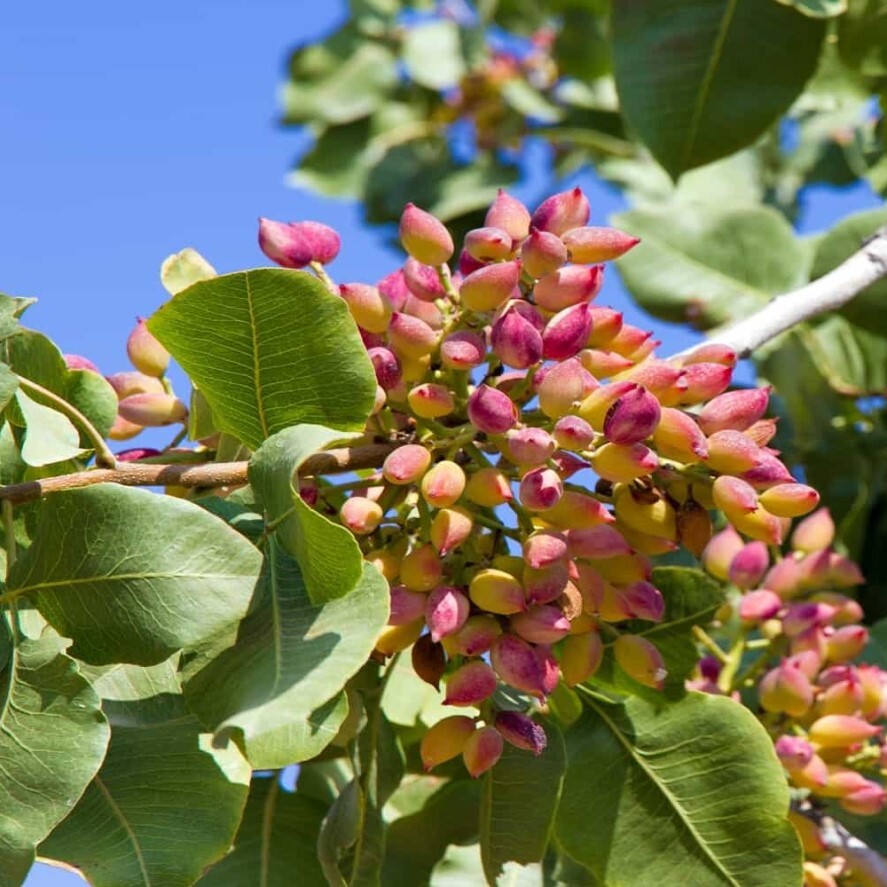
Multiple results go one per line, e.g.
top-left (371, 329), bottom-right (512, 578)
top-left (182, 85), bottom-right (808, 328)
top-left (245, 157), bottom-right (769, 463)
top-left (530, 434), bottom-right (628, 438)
top-left (556, 692), bottom-right (803, 886)
top-left (612, 0), bottom-right (825, 176)
top-left (8, 484), bottom-right (263, 665)
top-left (481, 725), bottom-right (566, 884)
top-left (14, 389), bottom-right (87, 467)
top-left (184, 547), bottom-right (388, 769)
top-left (147, 269), bottom-right (376, 450)
top-left (249, 425), bottom-right (365, 604)
top-left (0, 626), bottom-right (109, 882)
top-left (160, 248), bottom-right (217, 296)
top-left (402, 20), bottom-right (466, 90)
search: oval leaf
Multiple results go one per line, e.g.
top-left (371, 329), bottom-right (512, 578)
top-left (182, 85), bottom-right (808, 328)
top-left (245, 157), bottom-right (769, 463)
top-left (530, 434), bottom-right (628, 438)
top-left (147, 269), bottom-right (376, 450)
top-left (612, 0), bottom-right (824, 177)
top-left (7, 485), bottom-right (263, 665)
top-left (14, 389), bottom-right (87, 467)
top-left (556, 692), bottom-right (803, 886)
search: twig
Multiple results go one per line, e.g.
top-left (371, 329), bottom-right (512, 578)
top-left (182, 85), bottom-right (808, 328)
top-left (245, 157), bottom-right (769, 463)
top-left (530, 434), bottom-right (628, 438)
top-left (678, 226), bottom-right (887, 359)
top-left (0, 442), bottom-right (398, 505)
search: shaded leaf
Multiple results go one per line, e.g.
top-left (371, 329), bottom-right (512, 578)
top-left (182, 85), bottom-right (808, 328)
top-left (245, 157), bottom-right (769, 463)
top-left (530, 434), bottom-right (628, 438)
top-left (0, 365), bottom-right (17, 412)
top-left (249, 425), bottom-right (365, 604)
top-left (402, 20), bottom-right (466, 90)
top-left (481, 723), bottom-right (566, 884)
top-left (148, 269), bottom-right (376, 450)
top-left (63, 369), bottom-right (119, 441)
top-left (8, 485), bottom-right (262, 665)
top-left (838, 0), bottom-right (887, 77)
top-left (556, 692), bottom-right (802, 886)
top-left (318, 779), bottom-right (362, 887)
top-left (14, 389), bottom-right (87, 467)
top-left (184, 543), bottom-right (388, 768)
top-left (612, 0), bottom-right (824, 176)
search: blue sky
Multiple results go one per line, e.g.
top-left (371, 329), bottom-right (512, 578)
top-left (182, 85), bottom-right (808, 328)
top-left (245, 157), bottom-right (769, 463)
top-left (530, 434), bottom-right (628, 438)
top-left (1, 2), bottom-right (882, 884)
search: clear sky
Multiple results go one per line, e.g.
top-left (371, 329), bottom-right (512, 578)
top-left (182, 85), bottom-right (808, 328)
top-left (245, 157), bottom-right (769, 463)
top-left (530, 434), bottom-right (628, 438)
top-left (1, 2), bottom-right (881, 884)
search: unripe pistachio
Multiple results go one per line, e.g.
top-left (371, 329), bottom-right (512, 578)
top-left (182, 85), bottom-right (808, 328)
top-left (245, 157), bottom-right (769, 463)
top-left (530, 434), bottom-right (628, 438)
top-left (791, 753), bottom-right (829, 790)
top-left (602, 385), bottom-right (661, 444)
top-left (607, 324), bottom-right (655, 360)
top-left (340, 496), bottom-right (383, 535)
top-left (711, 475), bottom-right (759, 520)
top-left (741, 454), bottom-right (794, 490)
top-left (371, 385), bottom-right (386, 415)
top-left (826, 625), bottom-right (869, 663)
top-left (825, 552), bottom-right (864, 587)
top-left (816, 675), bottom-right (864, 716)
top-left (530, 187), bottom-right (590, 236)
top-left (698, 387), bottom-right (770, 435)
top-left (678, 362), bottom-right (733, 404)
top-left (115, 447), bottom-right (161, 462)
top-left (594, 552), bottom-right (652, 586)
top-left (339, 283), bottom-right (392, 334)
top-left (464, 226), bottom-right (513, 261)
top-left (399, 203), bottom-right (454, 266)
top-left (377, 268), bottom-right (411, 310)
top-left (560, 630), bottom-right (604, 686)
top-left (504, 427), bottom-right (557, 466)
top-left (524, 562), bottom-right (570, 605)
top-left (579, 348), bottom-right (636, 378)
top-left (759, 661), bottom-right (814, 716)
top-left (469, 569), bottom-right (526, 615)
top-left (400, 544), bottom-right (443, 592)
top-left (738, 589), bottom-right (782, 623)
top-left (561, 226), bottom-right (640, 263)
top-left (732, 506), bottom-right (787, 545)
top-left (117, 393), bottom-right (187, 427)
top-left (421, 715), bottom-right (476, 770)
top-left (522, 531), bottom-right (569, 570)
top-left (591, 442), bottom-right (658, 483)
top-left (743, 418), bottom-right (779, 447)
top-left (680, 343), bottom-right (738, 368)
top-left (620, 524), bottom-right (679, 556)
top-left (788, 812), bottom-right (827, 858)
top-left (586, 307), bottom-right (624, 348)
top-left (774, 735), bottom-right (815, 771)
top-left (578, 381), bottom-right (639, 431)
top-left (619, 580), bottom-right (665, 622)
top-left (840, 782), bottom-right (887, 816)
top-left (511, 605), bottom-right (570, 644)
top-left (814, 592), bottom-right (863, 626)
top-left (613, 635), bottom-right (666, 690)
top-left (485, 190), bottom-right (531, 241)
top-left (443, 614), bottom-right (503, 657)
top-left (108, 416), bottom-right (144, 441)
top-left (445, 659), bottom-right (498, 706)
top-left (705, 430), bottom-right (763, 474)
top-left (759, 483), bottom-right (820, 518)
top-left (421, 461), bottom-right (466, 508)
top-left (106, 371), bottom-right (166, 399)
top-left (491, 633), bottom-right (547, 696)
top-left (467, 384), bottom-right (517, 434)
top-left (542, 302), bottom-right (594, 361)
top-left (463, 725), bottom-right (504, 777)
top-left (388, 312), bottom-right (439, 359)
top-left (388, 585), bottom-right (428, 626)
top-left (440, 330), bottom-right (486, 371)
top-left (553, 415), bottom-right (595, 451)
top-left (533, 265), bottom-right (603, 311)
top-left (519, 466), bottom-right (564, 512)
top-left (465, 467), bottom-right (513, 507)
top-left (494, 710), bottom-right (547, 755)
top-left (126, 318), bottom-right (170, 378)
top-left (537, 357), bottom-right (598, 419)
top-left (258, 218), bottom-right (340, 267)
top-left (728, 541), bottom-right (769, 589)
top-left (615, 360), bottom-right (686, 404)
top-left (375, 618), bottom-right (424, 656)
top-left (520, 228), bottom-right (568, 278)
top-left (792, 508), bottom-right (835, 553)
top-left (402, 257), bottom-right (446, 302)
top-left (367, 346), bottom-right (402, 391)
top-left (491, 302), bottom-right (543, 368)
top-left (430, 507), bottom-right (474, 556)
top-left (676, 500), bottom-right (713, 558)
top-left (460, 261), bottom-right (521, 312)
top-left (426, 585), bottom-right (471, 643)
top-left (412, 633), bottom-right (447, 689)
top-left (365, 545), bottom-right (402, 582)
top-left (408, 382), bottom-right (455, 419)
top-left (651, 408), bottom-right (709, 463)
top-left (551, 451), bottom-right (590, 479)
top-left (65, 354), bottom-right (100, 373)
top-left (808, 715), bottom-right (880, 748)
top-left (382, 444), bottom-right (431, 485)
top-left (613, 488), bottom-right (677, 541)
top-left (567, 525), bottom-right (633, 560)
top-left (458, 249), bottom-right (485, 277)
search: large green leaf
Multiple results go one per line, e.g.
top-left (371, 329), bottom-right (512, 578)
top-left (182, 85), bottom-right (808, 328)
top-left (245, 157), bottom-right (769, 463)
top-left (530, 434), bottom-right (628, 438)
top-left (0, 624), bottom-right (109, 883)
top-left (402, 20), bottom-right (466, 90)
top-left (7, 485), bottom-right (263, 665)
top-left (147, 269), bottom-right (376, 450)
top-left (480, 724), bottom-right (566, 884)
top-left (810, 206), bottom-right (887, 337)
top-left (612, 0), bottom-right (825, 177)
top-left (40, 662), bottom-right (250, 887)
top-left (184, 543), bottom-right (388, 769)
top-left (198, 777), bottom-right (328, 885)
top-left (556, 692), bottom-right (802, 886)
top-left (14, 389), bottom-right (87, 467)
top-left (249, 425), bottom-right (365, 604)
top-left (613, 204), bottom-right (808, 327)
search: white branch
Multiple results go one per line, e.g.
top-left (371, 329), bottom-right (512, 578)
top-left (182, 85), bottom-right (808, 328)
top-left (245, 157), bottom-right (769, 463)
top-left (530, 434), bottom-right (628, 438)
top-left (680, 226), bottom-right (887, 359)
top-left (819, 815), bottom-right (887, 887)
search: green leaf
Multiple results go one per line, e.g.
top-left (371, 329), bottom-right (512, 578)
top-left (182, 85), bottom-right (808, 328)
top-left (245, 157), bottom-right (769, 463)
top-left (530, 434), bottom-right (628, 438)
top-left (0, 364), bottom-right (18, 412)
top-left (249, 425), bottom-right (365, 604)
top-left (382, 781), bottom-right (482, 885)
top-left (556, 692), bottom-right (803, 886)
top-left (838, 0), bottom-right (887, 76)
top-left (318, 779), bottom-right (362, 887)
top-left (198, 778), bottom-right (328, 886)
top-left (805, 314), bottom-right (887, 395)
top-left (612, 0), bottom-right (825, 177)
top-left (14, 389), bottom-right (87, 467)
top-left (811, 206), bottom-right (887, 337)
top-left (184, 542), bottom-right (388, 768)
top-left (148, 269), bottom-right (376, 450)
top-left (402, 20), bottom-right (466, 90)
top-left (63, 369), bottom-right (119, 440)
top-left (8, 485), bottom-right (263, 665)
top-left (41, 679), bottom-right (250, 887)
top-left (481, 723), bottom-right (566, 884)
top-left (160, 247), bottom-right (217, 296)
top-left (777, 0), bottom-right (848, 15)
top-left (613, 204), bottom-right (808, 327)
top-left (0, 293), bottom-right (35, 341)
top-left (0, 625), bottom-right (109, 881)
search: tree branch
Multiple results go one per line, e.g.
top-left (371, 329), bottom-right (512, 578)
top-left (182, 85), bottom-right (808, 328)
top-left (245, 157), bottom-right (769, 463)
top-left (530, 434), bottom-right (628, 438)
top-left (0, 442), bottom-right (397, 505)
top-left (682, 226), bottom-right (887, 359)
top-left (818, 814), bottom-right (887, 887)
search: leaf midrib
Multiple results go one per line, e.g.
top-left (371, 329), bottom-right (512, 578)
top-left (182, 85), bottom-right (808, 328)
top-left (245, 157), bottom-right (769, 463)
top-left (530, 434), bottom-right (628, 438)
top-left (95, 775), bottom-right (152, 886)
top-left (244, 272), bottom-right (269, 441)
top-left (585, 696), bottom-right (741, 887)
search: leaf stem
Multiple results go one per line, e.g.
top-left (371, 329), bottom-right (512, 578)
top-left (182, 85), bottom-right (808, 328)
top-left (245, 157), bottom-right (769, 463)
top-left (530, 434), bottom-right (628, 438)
top-left (2, 500), bottom-right (16, 575)
top-left (691, 625), bottom-right (728, 664)
top-left (16, 375), bottom-right (118, 468)
top-left (309, 261), bottom-right (337, 294)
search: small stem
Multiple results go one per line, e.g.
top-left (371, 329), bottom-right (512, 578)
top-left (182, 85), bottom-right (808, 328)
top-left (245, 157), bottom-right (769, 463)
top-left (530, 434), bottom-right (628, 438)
top-left (3, 500), bottom-right (16, 574)
top-left (506, 500), bottom-right (535, 536)
top-left (470, 510), bottom-right (521, 540)
top-left (165, 426), bottom-right (188, 450)
top-left (17, 375), bottom-right (117, 469)
top-left (464, 442), bottom-right (492, 468)
top-left (309, 261), bottom-right (337, 294)
top-left (717, 628), bottom-right (748, 693)
top-left (436, 264), bottom-right (459, 303)
top-left (692, 625), bottom-right (728, 664)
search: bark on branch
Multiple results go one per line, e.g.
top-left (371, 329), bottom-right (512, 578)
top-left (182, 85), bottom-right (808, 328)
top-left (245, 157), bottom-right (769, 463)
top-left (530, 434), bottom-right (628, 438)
top-left (683, 226), bottom-right (887, 359)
